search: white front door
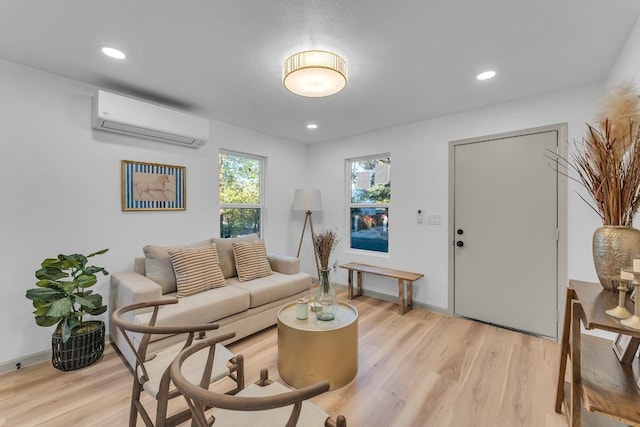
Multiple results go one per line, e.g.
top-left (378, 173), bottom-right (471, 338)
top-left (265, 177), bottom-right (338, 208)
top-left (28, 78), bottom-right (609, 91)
top-left (452, 128), bottom-right (559, 338)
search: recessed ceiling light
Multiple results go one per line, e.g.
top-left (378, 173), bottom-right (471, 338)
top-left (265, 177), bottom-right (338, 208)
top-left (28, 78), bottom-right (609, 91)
top-left (306, 124), bottom-right (318, 129)
top-left (476, 70), bottom-right (496, 81)
top-left (101, 47), bottom-right (126, 60)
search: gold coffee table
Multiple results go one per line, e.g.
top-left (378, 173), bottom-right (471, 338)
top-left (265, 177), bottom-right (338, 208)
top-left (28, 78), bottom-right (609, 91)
top-left (277, 300), bottom-right (358, 390)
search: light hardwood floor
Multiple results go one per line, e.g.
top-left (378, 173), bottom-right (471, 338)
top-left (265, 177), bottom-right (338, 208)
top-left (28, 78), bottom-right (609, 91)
top-left (0, 293), bottom-right (569, 426)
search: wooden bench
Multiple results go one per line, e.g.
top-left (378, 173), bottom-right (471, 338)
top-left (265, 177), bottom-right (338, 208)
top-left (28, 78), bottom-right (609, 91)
top-left (339, 262), bottom-right (424, 315)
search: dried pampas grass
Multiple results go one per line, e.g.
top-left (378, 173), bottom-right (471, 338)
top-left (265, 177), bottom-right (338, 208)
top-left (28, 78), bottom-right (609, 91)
top-left (313, 229), bottom-right (340, 270)
top-left (565, 82), bottom-right (640, 226)
top-left (571, 121), bottom-right (640, 225)
top-left (597, 82), bottom-right (640, 161)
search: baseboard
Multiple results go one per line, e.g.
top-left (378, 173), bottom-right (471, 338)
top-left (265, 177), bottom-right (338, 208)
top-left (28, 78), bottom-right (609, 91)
top-left (0, 349), bottom-right (51, 374)
top-left (333, 283), bottom-right (448, 315)
top-left (2, 343), bottom-right (121, 374)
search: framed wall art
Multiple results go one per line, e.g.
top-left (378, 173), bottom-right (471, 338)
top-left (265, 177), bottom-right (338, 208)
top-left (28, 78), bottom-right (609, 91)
top-left (612, 333), bottom-right (640, 364)
top-left (121, 160), bottom-right (186, 211)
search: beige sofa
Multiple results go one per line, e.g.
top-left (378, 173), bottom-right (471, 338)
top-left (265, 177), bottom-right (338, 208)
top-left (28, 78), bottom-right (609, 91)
top-left (109, 234), bottom-right (312, 369)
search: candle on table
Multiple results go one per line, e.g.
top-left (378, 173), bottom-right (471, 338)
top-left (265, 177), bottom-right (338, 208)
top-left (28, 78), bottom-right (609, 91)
top-left (296, 298), bottom-right (308, 320)
top-left (622, 270), bottom-right (635, 281)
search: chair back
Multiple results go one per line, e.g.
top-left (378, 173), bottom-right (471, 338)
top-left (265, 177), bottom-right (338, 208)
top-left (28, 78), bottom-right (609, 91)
top-left (111, 299), bottom-right (243, 427)
top-left (171, 336), bottom-right (346, 427)
top-left (111, 298), bottom-right (221, 377)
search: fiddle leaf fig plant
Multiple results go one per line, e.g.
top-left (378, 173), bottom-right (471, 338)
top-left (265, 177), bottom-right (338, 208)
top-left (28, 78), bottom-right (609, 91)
top-left (26, 249), bottom-right (109, 343)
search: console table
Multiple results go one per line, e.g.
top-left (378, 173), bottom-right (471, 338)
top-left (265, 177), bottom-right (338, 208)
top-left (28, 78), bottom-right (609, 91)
top-left (555, 280), bottom-right (640, 426)
top-left (339, 262), bottom-right (423, 314)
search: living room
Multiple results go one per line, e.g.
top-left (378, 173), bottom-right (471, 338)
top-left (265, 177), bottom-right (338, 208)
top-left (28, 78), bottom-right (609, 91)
top-left (2, 1), bottom-right (640, 426)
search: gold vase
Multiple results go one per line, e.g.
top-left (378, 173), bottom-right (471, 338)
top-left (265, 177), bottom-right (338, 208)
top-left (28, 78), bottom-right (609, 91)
top-left (593, 226), bottom-right (640, 290)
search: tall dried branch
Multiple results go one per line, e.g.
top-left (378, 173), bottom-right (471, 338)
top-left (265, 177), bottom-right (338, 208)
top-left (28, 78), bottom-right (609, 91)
top-left (313, 229), bottom-right (340, 270)
top-left (570, 118), bottom-right (640, 226)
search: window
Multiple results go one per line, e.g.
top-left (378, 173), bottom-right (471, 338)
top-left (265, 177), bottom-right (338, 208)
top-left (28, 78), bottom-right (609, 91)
top-left (348, 154), bottom-right (390, 253)
top-left (219, 151), bottom-right (264, 238)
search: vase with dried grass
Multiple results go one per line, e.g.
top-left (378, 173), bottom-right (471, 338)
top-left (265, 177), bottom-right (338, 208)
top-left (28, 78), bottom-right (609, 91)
top-left (565, 82), bottom-right (640, 290)
top-left (313, 229), bottom-right (340, 320)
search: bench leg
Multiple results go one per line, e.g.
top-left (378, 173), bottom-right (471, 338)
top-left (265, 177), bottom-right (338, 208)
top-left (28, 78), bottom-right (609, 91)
top-left (398, 279), bottom-right (405, 315)
top-left (356, 272), bottom-right (363, 297)
top-left (347, 270), bottom-right (354, 300)
top-left (407, 281), bottom-right (413, 312)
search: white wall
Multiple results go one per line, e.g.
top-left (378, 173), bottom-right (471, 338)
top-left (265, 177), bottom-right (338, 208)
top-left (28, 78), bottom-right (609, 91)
top-left (608, 15), bottom-right (640, 84)
top-left (309, 84), bottom-right (605, 312)
top-left (0, 59), bottom-right (309, 365)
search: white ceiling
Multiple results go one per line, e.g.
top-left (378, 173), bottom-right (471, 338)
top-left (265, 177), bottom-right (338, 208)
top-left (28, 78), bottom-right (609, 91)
top-left (0, 1), bottom-right (638, 144)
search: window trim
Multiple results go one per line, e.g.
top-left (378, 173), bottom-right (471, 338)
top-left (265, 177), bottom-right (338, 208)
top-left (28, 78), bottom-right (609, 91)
top-left (345, 153), bottom-right (391, 254)
top-left (219, 149), bottom-right (265, 238)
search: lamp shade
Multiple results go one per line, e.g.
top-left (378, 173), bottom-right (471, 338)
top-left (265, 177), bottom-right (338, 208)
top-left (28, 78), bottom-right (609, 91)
top-left (293, 189), bottom-right (322, 211)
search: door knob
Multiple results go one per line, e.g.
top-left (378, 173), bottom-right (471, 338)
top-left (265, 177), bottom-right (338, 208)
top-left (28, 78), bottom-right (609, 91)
top-left (456, 241), bottom-right (464, 247)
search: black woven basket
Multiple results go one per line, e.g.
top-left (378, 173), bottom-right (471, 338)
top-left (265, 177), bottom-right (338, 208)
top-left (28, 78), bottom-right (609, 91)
top-left (51, 321), bottom-right (105, 371)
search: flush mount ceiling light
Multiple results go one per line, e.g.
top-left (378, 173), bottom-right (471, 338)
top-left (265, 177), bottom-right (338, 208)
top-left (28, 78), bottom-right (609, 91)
top-left (306, 123), bottom-right (318, 129)
top-left (101, 47), bottom-right (126, 60)
top-left (283, 50), bottom-right (347, 97)
top-left (476, 70), bottom-right (496, 80)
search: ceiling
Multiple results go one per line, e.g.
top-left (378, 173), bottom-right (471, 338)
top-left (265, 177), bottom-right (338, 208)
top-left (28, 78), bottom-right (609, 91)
top-left (0, 1), bottom-right (638, 144)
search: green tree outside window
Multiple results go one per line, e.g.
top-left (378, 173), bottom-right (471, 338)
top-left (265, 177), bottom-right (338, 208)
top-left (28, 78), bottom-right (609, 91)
top-left (219, 152), bottom-right (263, 238)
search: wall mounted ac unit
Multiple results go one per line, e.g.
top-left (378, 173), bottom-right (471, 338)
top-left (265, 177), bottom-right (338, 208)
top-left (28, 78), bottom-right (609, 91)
top-left (92, 90), bottom-right (210, 148)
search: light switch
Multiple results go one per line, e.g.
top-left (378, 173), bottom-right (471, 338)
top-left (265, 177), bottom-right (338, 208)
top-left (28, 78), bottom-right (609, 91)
top-left (427, 215), bottom-right (441, 225)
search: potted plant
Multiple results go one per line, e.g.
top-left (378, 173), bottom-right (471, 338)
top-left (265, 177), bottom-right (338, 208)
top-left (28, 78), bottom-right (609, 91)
top-left (562, 82), bottom-right (640, 289)
top-left (25, 249), bottom-right (109, 371)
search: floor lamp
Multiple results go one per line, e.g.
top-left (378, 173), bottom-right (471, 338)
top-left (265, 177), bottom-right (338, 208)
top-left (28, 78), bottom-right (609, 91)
top-left (293, 188), bottom-right (322, 278)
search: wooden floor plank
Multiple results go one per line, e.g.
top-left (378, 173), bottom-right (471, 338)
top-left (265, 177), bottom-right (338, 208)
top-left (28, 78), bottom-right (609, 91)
top-left (0, 292), bottom-right (568, 426)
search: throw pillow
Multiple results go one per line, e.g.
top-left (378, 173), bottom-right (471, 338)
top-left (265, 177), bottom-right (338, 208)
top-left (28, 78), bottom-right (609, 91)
top-left (232, 240), bottom-right (273, 282)
top-left (143, 238), bottom-right (212, 294)
top-left (212, 234), bottom-right (260, 278)
top-left (168, 244), bottom-right (226, 297)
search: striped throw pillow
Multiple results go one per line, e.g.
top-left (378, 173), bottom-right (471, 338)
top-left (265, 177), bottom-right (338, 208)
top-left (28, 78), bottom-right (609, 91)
top-left (143, 238), bottom-right (213, 294)
top-left (232, 240), bottom-right (273, 282)
top-left (168, 244), bottom-right (226, 297)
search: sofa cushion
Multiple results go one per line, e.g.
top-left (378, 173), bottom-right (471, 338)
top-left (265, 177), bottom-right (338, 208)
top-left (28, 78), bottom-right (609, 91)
top-left (226, 272), bottom-right (310, 308)
top-left (232, 240), bottom-right (273, 282)
top-left (142, 239), bottom-right (212, 294)
top-left (168, 244), bottom-right (226, 297)
top-left (212, 234), bottom-right (260, 279)
top-left (133, 284), bottom-right (251, 328)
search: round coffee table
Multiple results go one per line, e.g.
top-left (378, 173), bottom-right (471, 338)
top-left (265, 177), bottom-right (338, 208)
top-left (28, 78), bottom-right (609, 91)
top-left (277, 300), bottom-right (358, 390)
